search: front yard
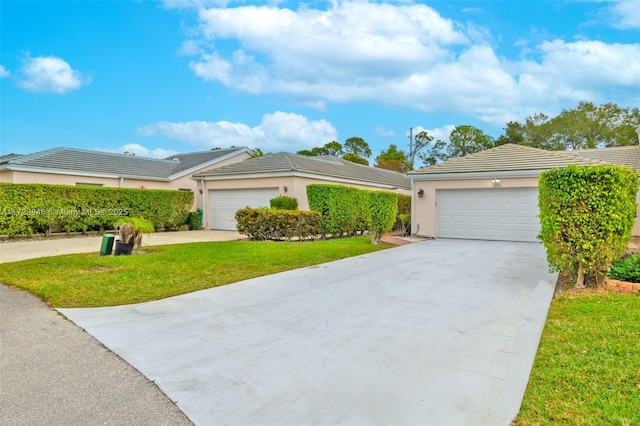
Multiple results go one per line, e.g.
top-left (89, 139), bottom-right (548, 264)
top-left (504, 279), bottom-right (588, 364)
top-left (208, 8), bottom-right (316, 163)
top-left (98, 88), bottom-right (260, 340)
top-left (0, 237), bottom-right (390, 307)
top-left (515, 290), bottom-right (640, 425)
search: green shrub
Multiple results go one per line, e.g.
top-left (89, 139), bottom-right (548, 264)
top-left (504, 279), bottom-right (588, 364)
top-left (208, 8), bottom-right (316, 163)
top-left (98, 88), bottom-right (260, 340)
top-left (608, 254), bottom-right (640, 283)
top-left (186, 211), bottom-right (201, 230)
top-left (0, 183), bottom-right (193, 237)
top-left (306, 184), bottom-right (370, 237)
top-left (270, 195), bottom-right (298, 210)
top-left (538, 165), bottom-right (638, 288)
top-left (369, 191), bottom-right (398, 244)
top-left (235, 208), bottom-right (322, 241)
top-left (397, 194), bottom-right (411, 215)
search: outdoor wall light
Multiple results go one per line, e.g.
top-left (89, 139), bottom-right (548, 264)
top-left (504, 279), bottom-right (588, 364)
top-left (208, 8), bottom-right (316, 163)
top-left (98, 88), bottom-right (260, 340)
top-left (283, 186), bottom-right (288, 193)
top-left (492, 178), bottom-right (501, 187)
top-left (418, 188), bottom-right (424, 198)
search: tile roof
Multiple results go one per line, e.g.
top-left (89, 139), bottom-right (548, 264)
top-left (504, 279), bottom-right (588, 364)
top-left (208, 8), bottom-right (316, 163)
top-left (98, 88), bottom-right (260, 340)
top-left (193, 152), bottom-right (411, 190)
top-left (165, 148), bottom-right (249, 174)
top-left (572, 145), bottom-right (640, 170)
top-left (409, 143), bottom-right (609, 176)
top-left (1, 147), bottom-right (248, 180)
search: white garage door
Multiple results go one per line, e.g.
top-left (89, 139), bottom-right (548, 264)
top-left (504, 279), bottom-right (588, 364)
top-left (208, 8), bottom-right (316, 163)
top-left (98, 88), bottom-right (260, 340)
top-left (436, 188), bottom-right (540, 242)
top-left (209, 188), bottom-right (279, 230)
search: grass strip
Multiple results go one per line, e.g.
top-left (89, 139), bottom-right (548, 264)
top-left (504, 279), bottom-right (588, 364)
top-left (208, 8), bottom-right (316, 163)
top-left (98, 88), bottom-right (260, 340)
top-left (515, 291), bottom-right (640, 425)
top-left (0, 237), bottom-right (390, 308)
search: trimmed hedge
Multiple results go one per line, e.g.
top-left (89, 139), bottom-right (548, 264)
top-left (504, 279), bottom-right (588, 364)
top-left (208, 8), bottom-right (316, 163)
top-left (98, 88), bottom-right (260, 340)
top-left (270, 195), bottom-right (298, 210)
top-left (235, 208), bottom-right (322, 241)
top-left (538, 164), bottom-right (638, 288)
top-left (369, 191), bottom-right (399, 243)
top-left (306, 184), bottom-right (371, 237)
top-left (307, 184), bottom-right (398, 242)
top-left (0, 183), bottom-right (194, 237)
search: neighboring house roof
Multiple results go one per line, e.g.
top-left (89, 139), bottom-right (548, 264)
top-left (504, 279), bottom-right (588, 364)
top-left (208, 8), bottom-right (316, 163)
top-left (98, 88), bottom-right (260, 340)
top-left (1, 147), bottom-right (250, 181)
top-left (193, 152), bottom-right (411, 190)
top-left (409, 144), bottom-right (609, 179)
top-left (572, 145), bottom-right (640, 170)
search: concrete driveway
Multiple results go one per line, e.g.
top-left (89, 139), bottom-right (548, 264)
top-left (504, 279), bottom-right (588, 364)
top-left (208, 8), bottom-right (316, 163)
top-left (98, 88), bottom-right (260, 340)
top-left (60, 239), bottom-right (556, 426)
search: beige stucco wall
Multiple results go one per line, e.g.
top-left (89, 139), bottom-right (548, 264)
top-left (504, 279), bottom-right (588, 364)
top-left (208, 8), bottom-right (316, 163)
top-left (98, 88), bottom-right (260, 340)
top-left (412, 176), bottom-right (640, 237)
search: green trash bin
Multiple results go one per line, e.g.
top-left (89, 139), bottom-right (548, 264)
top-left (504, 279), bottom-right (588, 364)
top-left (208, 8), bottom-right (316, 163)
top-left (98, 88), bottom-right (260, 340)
top-left (100, 234), bottom-right (115, 256)
top-left (198, 208), bottom-right (203, 229)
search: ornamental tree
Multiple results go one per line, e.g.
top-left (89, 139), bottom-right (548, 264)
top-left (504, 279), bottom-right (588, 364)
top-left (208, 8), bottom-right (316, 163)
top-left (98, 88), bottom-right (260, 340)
top-left (538, 164), bottom-right (638, 288)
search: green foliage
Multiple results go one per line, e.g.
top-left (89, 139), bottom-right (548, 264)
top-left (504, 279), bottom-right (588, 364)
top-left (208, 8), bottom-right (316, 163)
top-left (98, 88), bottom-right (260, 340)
top-left (186, 211), bottom-right (201, 230)
top-left (608, 254), bottom-right (640, 283)
top-left (369, 191), bottom-right (398, 243)
top-left (397, 194), bottom-right (411, 215)
top-left (497, 101), bottom-right (640, 150)
top-left (306, 184), bottom-right (371, 237)
top-left (307, 184), bottom-right (399, 243)
top-left (375, 144), bottom-right (409, 172)
top-left (114, 216), bottom-right (155, 234)
top-left (235, 208), bottom-right (322, 241)
top-left (0, 183), bottom-right (193, 237)
top-left (538, 165), bottom-right (638, 287)
top-left (269, 195), bottom-right (299, 210)
top-left (297, 141), bottom-right (344, 157)
top-left (342, 152), bottom-right (369, 165)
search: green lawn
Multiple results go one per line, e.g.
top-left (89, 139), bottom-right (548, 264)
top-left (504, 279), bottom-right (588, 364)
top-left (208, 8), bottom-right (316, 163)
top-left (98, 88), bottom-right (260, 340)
top-left (515, 291), bottom-right (640, 425)
top-left (0, 237), bottom-right (390, 308)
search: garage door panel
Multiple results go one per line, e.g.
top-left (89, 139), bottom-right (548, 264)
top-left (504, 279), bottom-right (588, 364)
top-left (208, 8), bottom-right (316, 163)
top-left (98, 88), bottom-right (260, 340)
top-left (436, 188), bottom-right (540, 242)
top-left (209, 188), bottom-right (279, 231)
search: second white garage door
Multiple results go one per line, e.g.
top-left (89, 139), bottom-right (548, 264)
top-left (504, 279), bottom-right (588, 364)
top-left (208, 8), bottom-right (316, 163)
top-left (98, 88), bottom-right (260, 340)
top-left (209, 188), bottom-right (279, 230)
top-left (436, 188), bottom-right (540, 242)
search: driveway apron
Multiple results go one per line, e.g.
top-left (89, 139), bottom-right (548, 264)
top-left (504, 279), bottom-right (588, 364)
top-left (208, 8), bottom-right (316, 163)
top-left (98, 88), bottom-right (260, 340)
top-left (60, 239), bottom-right (557, 426)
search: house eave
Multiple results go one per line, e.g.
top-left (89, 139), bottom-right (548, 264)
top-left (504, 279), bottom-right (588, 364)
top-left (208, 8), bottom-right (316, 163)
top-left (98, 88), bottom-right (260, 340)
top-left (2, 165), bottom-right (171, 181)
top-left (409, 169), bottom-right (547, 181)
top-left (193, 169), bottom-right (408, 190)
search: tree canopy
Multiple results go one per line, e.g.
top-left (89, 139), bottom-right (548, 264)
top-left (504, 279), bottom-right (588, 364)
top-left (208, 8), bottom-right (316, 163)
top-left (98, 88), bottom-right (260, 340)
top-left (299, 137), bottom-right (371, 165)
top-left (496, 102), bottom-right (640, 150)
top-left (375, 144), bottom-right (409, 173)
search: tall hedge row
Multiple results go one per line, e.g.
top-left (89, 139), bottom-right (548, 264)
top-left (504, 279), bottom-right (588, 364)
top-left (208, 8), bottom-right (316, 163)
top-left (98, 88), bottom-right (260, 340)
top-left (306, 184), bottom-right (398, 242)
top-left (306, 184), bottom-right (371, 236)
top-left (538, 165), bottom-right (638, 288)
top-left (0, 183), bottom-right (194, 237)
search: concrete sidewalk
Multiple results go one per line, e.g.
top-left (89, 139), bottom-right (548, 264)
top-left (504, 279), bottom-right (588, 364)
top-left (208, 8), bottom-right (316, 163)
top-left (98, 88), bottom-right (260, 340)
top-left (0, 230), bottom-right (243, 263)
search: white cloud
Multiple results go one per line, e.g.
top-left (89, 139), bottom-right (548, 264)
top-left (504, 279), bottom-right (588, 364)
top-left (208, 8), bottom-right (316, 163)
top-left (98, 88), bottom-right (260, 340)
top-left (18, 55), bottom-right (92, 94)
top-left (607, 0), bottom-right (640, 29)
top-left (0, 65), bottom-right (10, 78)
top-left (137, 111), bottom-right (338, 152)
top-left (97, 143), bottom-right (178, 159)
top-left (375, 127), bottom-right (396, 137)
top-left (179, 1), bottom-right (640, 125)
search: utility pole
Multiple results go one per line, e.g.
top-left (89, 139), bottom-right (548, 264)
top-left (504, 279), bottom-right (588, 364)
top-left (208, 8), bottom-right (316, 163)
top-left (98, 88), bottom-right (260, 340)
top-left (408, 127), bottom-right (414, 170)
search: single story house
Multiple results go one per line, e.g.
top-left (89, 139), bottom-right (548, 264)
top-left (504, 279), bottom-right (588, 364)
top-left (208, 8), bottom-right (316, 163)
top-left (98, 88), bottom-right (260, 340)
top-left (408, 143), bottom-right (640, 242)
top-left (0, 147), bottom-right (251, 210)
top-left (192, 152), bottom-right (411, 230)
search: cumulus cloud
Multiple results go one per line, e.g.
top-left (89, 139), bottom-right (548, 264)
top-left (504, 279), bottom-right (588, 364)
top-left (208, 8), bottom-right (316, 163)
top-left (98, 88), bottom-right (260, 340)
top-left (137, 111), bottom-right (338, 153)
top-left (97, 143), bottom-right (179, 159)
top-left (18, 55), bottom-right (92, 94)
top-left (179, 1), bottom-right (640, 125)
top-left (607, 0), bottom-right (640, 29)
top-left (0, 65), bottom-right (10, 78)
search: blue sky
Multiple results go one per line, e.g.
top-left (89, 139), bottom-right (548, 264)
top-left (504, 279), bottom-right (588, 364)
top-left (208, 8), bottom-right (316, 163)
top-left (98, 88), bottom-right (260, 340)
top-left (1, 0), bottom-right (639, 162)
